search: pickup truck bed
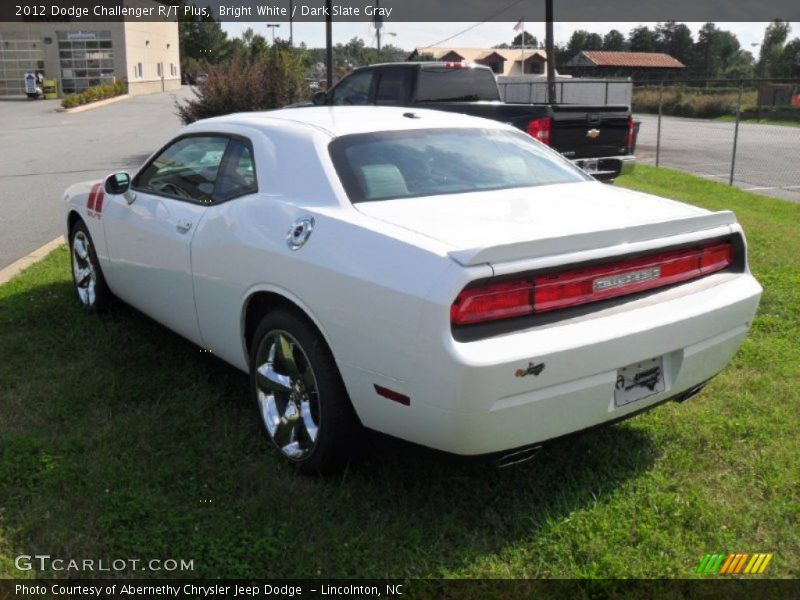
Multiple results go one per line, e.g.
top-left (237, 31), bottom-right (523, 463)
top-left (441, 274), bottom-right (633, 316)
top-left (303, 62), bottom-right (635, 181)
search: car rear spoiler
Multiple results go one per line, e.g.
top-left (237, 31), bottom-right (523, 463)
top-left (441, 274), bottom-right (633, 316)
top-left (448, 211), bottom-right (738, 267)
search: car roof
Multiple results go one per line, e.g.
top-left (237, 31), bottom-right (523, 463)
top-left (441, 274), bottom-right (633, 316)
top-left (192, 106), bottom-right (511, 138)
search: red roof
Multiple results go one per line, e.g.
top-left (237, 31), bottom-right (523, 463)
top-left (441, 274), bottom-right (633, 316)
top-left (579, 51), bottom-right (685, 68)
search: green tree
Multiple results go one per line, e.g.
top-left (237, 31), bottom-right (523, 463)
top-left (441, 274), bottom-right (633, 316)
top-left (654, 21), bottom-right (694, 65)
top-left (602, 30), bottom-right (627, 51)
top-left (511, 31), bottom-right (538, 48)
top-left (782, 38), bottom-right (800, 77)
top-left (178, 2), bottom-right (229, 73)
top-left (628, 26), bottom-right (656, 52)
top-left (757, 20), bottom-right (791, 77)
top-left (566, 30), bottom-right (602, 58)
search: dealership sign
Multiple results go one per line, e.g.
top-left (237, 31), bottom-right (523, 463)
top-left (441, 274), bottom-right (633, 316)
top-left (66, 31), bottom-right (97, 41)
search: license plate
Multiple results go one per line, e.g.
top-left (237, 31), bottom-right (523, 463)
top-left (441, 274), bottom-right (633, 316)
top-left (581, 159), bottom-right (599, 173)
top-left (614, 357), bottom-right (665, 407)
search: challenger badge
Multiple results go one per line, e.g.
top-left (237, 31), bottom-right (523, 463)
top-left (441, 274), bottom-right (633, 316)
top-left (593, 267), bottom-right (661, 292)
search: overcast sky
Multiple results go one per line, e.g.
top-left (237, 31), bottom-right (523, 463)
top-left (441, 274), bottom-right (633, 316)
top-left (221, 21), bottom-right (793, 54)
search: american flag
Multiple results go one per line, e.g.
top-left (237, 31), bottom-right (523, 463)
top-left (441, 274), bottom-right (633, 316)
top-left (513, 19), bottom-right (524, 32)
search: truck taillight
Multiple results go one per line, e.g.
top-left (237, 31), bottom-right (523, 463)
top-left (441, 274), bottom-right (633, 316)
top-left (451, 242), bottom-right (733, 325)
top-left (626, 115), bottom-right (635, 152)
top-left (527, 117), bottom-right (552, 145)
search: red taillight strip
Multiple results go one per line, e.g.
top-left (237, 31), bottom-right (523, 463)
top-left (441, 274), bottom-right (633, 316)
top-left (533, 242), bottom-right (732, 313)
top-left (451, 241), bottom-right (733, 325)
top-left (451, 279), bottom-right (534, 326)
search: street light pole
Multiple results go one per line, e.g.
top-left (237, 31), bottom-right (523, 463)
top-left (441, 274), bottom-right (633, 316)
top-left (325, 0), bottom-right (333, 89)
top-left (266, 23), bottom-right (281, 44)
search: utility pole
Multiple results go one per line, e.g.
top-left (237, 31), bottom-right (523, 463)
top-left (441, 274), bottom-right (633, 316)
top-left (325, 0), bottom-right (333, 89)
top-left (375, 1), bottom-right (382, 54)
top-left (545, 0), bottom-right (556, 104)
top-left (289, 0), bottom-right (293, 47)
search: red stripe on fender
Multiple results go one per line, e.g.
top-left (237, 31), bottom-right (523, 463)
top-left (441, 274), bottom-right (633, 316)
top-left (94, 189), bottom-right (105, 213)
top-left (87, 184), bottom-right (99, 212)
top-left (374, 384), bottom-right (411, 406)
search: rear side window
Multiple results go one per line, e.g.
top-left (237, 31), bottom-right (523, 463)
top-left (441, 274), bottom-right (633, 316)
top-left (331, 70), bottom-right (374, 105)
top-left (215, 139), bottom-right (258, 201)
top-left (134, 136), bottom-right (229, 204)
top-left (415, 67), bottom-right (500, 102)
top-left (375, 69), bottom-right (411, 105)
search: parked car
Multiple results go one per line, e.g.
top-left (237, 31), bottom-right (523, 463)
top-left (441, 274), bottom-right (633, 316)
top-left (62, 107), bottom-right (761, 473)
top-left (302, 62), bottom-right (636, 181)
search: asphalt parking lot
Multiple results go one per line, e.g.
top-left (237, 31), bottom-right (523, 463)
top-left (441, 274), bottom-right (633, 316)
top-left (0, 88), bottom-right (193, 269)
top-left (2, 95), bottom-right (799, 269)
top-left (635, 113), bottom-right (800, 203)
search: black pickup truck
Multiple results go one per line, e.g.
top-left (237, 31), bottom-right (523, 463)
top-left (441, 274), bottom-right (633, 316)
top-left (307, 62), bottom-right (635, 181)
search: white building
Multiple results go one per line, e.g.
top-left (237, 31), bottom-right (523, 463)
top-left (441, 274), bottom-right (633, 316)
top-left (409, 47), bottom-right (557, 77)
top-left (0, 0), bottom-right (180, 98)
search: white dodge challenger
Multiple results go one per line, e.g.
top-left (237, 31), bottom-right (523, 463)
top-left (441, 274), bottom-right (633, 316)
top-left (62, 107), bottom-right (762, 472)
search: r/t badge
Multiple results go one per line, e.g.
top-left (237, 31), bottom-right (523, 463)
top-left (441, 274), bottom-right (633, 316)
top-left (515, 362), bottom-right (545, 377)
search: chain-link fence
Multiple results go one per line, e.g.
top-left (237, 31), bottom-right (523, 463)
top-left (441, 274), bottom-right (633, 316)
top-left (632, 78), bottom-right (800, 202)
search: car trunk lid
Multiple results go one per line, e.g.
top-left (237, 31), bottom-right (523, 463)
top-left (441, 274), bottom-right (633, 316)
top-left (354, 181), bottom-right (737, 267)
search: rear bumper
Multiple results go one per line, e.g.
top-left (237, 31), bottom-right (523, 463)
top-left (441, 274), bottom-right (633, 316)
top-left (573, 155), bottom-right (635, 181)
top-left (401, 272), bottom-right (761, 456)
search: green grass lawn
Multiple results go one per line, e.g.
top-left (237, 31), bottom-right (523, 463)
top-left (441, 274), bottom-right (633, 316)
top-left (1, 166), bottom-right (798, 579)
top-left (714, 115), bottom-right (800, 128)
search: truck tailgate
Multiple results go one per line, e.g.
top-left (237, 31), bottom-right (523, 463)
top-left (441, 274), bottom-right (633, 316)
top-left (551, 105), bottom-right (630, 159)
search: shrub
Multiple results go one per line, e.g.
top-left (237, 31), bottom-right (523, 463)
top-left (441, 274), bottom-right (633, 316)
top-left (61, 95), bottom-right (80, 109)
top-left (60, 80), bottom-right (127, 109)
top-left (632, 86), bottom-right (758, 119)
top-left (176, 48), bottom-right (308, 124)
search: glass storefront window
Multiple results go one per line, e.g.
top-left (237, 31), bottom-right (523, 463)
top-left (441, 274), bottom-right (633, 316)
top-left (0, 32), bottom-right (46, 95)
top-left (57, 31), bottom-right (114, 94)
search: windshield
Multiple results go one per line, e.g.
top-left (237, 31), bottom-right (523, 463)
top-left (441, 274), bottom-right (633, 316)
top-left (329, 128), bottom-right (591, 203)
top-left (415, 67), bottom-right (500, 102)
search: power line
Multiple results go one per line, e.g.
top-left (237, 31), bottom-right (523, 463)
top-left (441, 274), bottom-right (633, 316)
top-left (420, 0), bottom-right (528, 49)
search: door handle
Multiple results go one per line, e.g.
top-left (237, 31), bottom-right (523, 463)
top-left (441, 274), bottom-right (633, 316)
top-left (175, 219), bottom-right (192, 234)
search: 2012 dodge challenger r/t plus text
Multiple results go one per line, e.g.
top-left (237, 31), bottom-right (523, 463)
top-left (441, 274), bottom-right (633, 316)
top-left (62, 107), bottom-right (762, 473)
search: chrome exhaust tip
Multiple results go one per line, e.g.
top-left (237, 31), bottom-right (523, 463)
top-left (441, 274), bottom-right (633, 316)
top-left (493, 445), bottom-right (542, 469)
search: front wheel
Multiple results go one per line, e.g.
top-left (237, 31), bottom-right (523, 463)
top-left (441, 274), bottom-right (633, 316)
top-left (69, 220), bottom-right (112, 312)
top-left (250, 310), bottom-right (359, 474)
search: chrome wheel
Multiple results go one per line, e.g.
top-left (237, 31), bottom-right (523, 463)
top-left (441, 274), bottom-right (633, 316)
top-left (71, 230), bottom-right (97, 306)
top-left (254, 330), bottom-right (321, 461)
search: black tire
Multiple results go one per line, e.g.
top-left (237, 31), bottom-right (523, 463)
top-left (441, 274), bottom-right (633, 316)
top-left (69, 219), bottom-right (113, 312)
top-left (249, 309), bottom-right (359, 474)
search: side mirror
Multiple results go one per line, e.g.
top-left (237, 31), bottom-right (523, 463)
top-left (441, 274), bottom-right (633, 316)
top-left (104, 172), bottom-right (130, 195)
top-left (311, 91), bottom-right (327, 106)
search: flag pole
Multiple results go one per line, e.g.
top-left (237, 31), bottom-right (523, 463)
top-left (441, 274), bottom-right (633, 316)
top-left (520, 19), bottom-right (524, 75)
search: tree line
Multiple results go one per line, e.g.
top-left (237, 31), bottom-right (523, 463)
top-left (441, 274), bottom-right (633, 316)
top-left (176, 6), bottom-right (800, 84)
top-left (541, 20), bottom-right (800, 79)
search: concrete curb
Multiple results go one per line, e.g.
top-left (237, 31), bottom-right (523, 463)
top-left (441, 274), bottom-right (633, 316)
top-left (0, 237), bottom-right (65, 285)
top-left (56, 94), bottom-right (131, 114)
